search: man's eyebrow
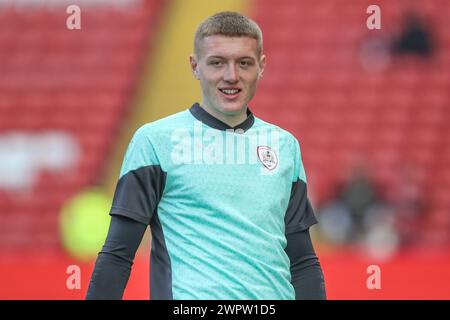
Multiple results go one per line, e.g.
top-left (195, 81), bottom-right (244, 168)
top-left (206, 56), bottom-right (226, 60)
top-left (206, 55), bottom-right (256, 60)
top-left (239, 56), bottom-right (256, 61)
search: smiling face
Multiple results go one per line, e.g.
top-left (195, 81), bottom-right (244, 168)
top-left (190, 35), bottom-right (266, 126)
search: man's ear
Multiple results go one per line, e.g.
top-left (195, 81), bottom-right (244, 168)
top-left (190, 54), bottom-right (200, 80)
top-left (258, 54), bottom-right (266, 79)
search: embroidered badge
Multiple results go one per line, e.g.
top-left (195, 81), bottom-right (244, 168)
top-left (257, 146), bottom-right (278, 170)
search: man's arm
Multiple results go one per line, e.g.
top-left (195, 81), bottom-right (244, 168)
top-left (284, 136), bottom-right (326, 299)
top-left (285, 227), bottom-right (326, 300)
top-left (85, 126), bottom-right (165, 299)
top-left (86, 215), bottom-right (147, 300)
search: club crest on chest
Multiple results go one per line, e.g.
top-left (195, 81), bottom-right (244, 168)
top-left (257, 146), bottom-right (278, 171)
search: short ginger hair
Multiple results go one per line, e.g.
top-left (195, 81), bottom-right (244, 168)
top-left (194, 11), bottom-right (263, 58)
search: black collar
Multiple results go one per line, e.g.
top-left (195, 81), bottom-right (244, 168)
top-left (189, 103), bottom-right (255, 132)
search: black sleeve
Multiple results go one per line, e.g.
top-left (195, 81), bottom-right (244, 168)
top-left (285, 179), bottom-right (318, 234)
top-left (285, 228), bottom-right (326, 300)
top-left (109, 165), bottom-right (166, 225)
top-left (284, 178), bottom-right (326, 299)
top-left (86, 215), bottom-right (148, 300)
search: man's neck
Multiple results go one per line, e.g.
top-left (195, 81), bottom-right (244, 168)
top-left (200, 102), bottom-right (248, 128)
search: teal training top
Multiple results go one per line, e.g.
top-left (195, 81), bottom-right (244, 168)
top-left (109, 103), bottom-right (317, 299)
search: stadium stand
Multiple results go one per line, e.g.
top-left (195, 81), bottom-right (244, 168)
top-left (0, 0), bottom-right (164, 252)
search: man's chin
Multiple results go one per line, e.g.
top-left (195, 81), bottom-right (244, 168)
top-left (216, 101), bottom-right (247, 115)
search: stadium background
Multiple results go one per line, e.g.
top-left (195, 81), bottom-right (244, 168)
top-left (0, 0), bottom-right (449, 299)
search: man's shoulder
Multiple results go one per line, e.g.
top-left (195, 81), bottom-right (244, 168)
top-left (134, 108), bottom-right (192, 138)
top-left (253, 116), bottom-right (299, 144)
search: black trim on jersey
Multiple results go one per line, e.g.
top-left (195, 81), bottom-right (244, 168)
top-left (150, 211), bottom-right (173, 300)
top-left (189, 102), bottom-right (255, 132)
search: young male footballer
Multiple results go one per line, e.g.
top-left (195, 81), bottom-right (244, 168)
top-left (86, 11), bottom-right (326, 300)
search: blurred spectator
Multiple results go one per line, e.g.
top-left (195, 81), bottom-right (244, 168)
top-left (316, 163), bottom-right (402, 260)
top-left (362, 203), bottom-right (400, 261)
top-left (387, 164), bottom-right (427, 247)
top-left (359, 10), bottom-right (435, 73)
top-left (318, 163), bottom-right (389, 244)
top-left (316, 201), bottom-right (354, 244)
top-left (317, 161), bottom-right (428, 255)
top-left (392, 11), bottom-right (434, 58)
top-left (339, 164), bottom-right (378, 239)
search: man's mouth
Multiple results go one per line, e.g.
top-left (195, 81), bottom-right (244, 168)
top-left (219, 88), bottom-right (242, 96)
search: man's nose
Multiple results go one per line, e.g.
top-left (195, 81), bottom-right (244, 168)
top-left (223, 63), bottom-right (239, 83)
